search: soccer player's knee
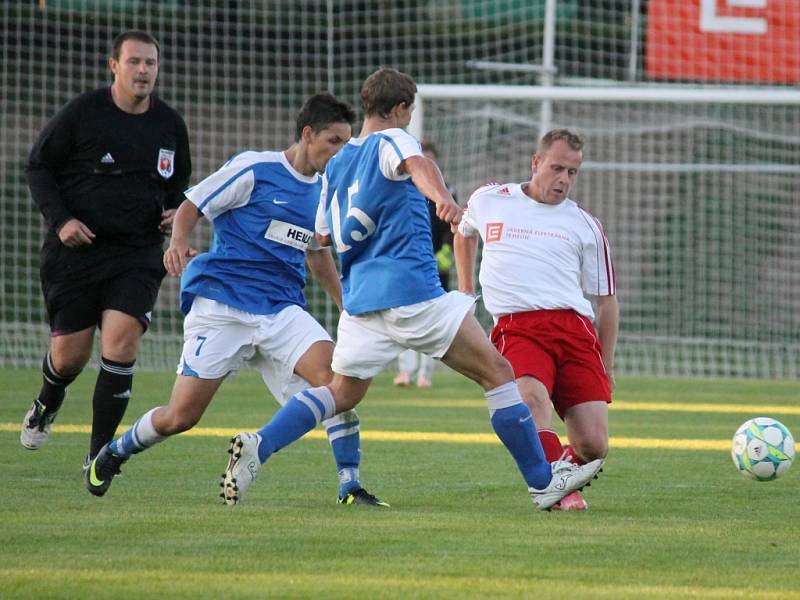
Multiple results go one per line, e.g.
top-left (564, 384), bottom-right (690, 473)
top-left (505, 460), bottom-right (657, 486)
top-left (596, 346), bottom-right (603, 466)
top-left (577, 437), bottom-right (608, 461)
top-left (335, 396), bottom-right (359, 413)
top-left (50, 347), bottom-right (90, 376)
top-left (484, 352), bottom-right (515, 387)
top-left (103, 340), bottom-right (139, 363)
top-left (306, 366), bottom-right (334, 387)
top-left (164, 410), bottom-right (201, 435)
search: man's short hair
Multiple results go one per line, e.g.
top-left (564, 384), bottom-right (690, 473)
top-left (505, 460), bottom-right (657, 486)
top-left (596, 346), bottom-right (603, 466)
top-left (112, 30), bottom-right (160, 61)
top-left (361, 67), bottom-right (417, 119)
top-left (538, 128), bottom-right (585, 155)
top-left (295, 93), bottom-right (357, 141)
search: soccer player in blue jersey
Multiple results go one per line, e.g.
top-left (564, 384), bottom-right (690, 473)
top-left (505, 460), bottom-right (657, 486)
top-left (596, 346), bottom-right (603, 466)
top-left (221, 68), bottom-right (604, 511)
top-left (84, 93), bottom-right (388, 506)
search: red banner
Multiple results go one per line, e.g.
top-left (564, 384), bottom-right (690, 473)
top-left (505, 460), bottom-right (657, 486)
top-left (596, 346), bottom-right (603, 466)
top-left (646, 0), bottom-right (800, 83)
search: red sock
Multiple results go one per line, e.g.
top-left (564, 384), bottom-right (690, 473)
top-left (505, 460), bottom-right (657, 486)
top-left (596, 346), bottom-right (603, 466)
top-left (562, 444), bottom-right (586, 465)
top-left (538, 429), bottom-right (564, 462)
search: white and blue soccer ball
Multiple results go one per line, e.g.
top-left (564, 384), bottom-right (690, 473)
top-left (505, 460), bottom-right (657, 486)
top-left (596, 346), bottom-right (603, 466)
top-left (731, 417), bottom-right (795, 481)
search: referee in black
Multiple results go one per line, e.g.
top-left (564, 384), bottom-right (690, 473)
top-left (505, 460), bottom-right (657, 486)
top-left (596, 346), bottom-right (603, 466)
top-left (21, 30), bottom-right (192, 472)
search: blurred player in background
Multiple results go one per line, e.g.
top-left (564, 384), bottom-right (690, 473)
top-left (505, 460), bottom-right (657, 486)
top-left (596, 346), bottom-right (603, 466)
top-left (220, 68), bottom-right (603, 510)
top-left (21, 31), bottom-right (192, 469)
top-left (86, 93), bottom-right (387, 507)
top-left (455, 128), bottom-right (618, 511)
top-left (393, 141), bottom-right (456, 389)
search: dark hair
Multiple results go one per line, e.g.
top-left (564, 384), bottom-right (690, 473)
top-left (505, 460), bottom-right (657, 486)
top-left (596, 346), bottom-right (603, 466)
top-left (361, 67), bottom-right (417, 118)
top-left (111, 30), bottom-right (160, 61)
top-left (538, 128), bottom-right (585, 155)
top-left (295, 93), bottom-right (357, 141)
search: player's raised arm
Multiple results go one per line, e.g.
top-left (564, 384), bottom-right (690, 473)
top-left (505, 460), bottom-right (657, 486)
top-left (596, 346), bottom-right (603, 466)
top-left (401, 154), bottom-right (462, 225)
top-left (163, 199), bottom-right (200, 276)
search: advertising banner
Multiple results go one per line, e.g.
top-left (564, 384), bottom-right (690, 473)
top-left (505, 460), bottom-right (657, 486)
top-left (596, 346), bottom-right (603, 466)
top-left (646, 0), bottom-right (800, 83)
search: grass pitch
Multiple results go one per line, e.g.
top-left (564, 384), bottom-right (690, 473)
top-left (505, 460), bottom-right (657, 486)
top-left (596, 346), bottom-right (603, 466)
top-left (1, 369), bottom-right (798, 599)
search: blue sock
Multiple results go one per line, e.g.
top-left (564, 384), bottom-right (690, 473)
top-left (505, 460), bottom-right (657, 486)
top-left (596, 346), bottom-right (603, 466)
top-left (109, 408), bottom-right (165, 459)
top-left (487, 383), bottom-right (552, 489)
top-left (325, 409), bottom-right (362, 496)
top-left (257, 386), bottom-right (336, 463)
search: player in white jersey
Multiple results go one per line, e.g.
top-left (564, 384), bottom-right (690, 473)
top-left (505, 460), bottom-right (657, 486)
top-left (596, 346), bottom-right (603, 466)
top-left (85, 94), bottom-right (387, 507)
top-left (221, 68), bottom-right (604, 511)
top-left (455, 129), bottom-right (618, 511)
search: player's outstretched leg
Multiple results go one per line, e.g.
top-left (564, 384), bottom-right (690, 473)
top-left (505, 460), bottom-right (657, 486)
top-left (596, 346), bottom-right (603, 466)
top-left (220, 385), bottom-right (337, 506)
top-left (324, 410), bottom-right (389, 507)
top-left (486, 381), bottom-right (604, 510)
top-left (442, 312), bottom-right (605, 509)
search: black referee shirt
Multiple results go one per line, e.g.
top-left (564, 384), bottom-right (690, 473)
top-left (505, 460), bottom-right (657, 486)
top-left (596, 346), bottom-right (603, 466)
top-left (28, 87), bottom-right (192, 248)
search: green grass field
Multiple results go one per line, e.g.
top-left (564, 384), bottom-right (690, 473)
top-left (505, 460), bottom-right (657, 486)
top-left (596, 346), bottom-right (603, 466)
top-left (1, 368), bottom-right (798, 599)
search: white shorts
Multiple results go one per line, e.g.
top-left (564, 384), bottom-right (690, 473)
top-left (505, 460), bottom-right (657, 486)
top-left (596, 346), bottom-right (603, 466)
top-left (178, 297), bottom-right (332, 402)
top-left (332, 291), bottom-right (476, 379)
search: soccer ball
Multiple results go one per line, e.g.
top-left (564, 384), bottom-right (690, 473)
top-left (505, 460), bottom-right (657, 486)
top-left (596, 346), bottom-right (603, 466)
top-left (731, 417), bottom-right (795, 481)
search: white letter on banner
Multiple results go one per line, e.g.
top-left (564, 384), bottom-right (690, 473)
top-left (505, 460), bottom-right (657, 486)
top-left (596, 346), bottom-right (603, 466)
top-left (700, 0), bottom-right (767, 34)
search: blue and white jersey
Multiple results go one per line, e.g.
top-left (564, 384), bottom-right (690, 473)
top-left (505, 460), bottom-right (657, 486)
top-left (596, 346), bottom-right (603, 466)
top-left (181, 151), bottom-right (320, 315)
top-left (317, 128), bottom-right (444, 315)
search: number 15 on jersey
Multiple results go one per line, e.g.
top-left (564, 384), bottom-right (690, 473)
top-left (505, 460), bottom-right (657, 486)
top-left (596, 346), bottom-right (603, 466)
top-left (330, 180), bottom-right (376, 253)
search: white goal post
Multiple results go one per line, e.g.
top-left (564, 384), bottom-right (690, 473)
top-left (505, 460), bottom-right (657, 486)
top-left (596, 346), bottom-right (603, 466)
top-left (410, 83), bottom-right (800, 379)
top-left (410, 84), bottom-right (800, 140)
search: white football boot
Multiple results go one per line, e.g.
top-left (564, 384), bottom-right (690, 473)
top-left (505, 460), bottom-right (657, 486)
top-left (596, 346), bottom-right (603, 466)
top-left (528, 458), bottom-right (604, 511)
top-left (20, 399), bottom-right (59, 450)
top-left (220, 432), bottom-right (262, 506)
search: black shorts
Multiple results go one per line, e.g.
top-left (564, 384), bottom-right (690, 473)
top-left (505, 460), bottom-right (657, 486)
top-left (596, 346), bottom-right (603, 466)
top-left (40, 239), bottom-right (166, 336)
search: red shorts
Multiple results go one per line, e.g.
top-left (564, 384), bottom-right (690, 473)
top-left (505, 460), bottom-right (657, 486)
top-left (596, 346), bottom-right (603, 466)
top-left (490, 309), bottom-right (612, 420)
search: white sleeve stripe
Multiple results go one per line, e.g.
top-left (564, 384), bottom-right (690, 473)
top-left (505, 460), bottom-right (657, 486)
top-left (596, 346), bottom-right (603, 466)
top-left (196, 166), bottom-right (254, 212)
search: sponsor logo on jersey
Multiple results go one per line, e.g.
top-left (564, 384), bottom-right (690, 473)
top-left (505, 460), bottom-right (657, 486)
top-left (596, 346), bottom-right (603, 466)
top-left (157, 148), bottom-right (175, 179)
top-left (498, 186), bottom-right (511, 195)
top-left (486, 222), bottom-right (504, 243)
top-left (265, 219), bottom-right (313, 250)
top-left (101, 153), bottom-right (115, 164)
